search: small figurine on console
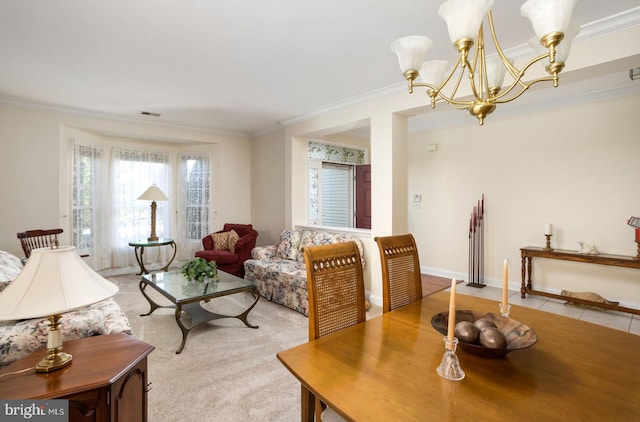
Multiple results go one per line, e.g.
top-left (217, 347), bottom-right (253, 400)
top-left (577, 241), bottom-right (598, 255)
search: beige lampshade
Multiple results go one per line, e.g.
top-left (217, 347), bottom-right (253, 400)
top-left (137, 184), bottom-right (169, 201)
top-left (0, 246), bottom-right (118, 320)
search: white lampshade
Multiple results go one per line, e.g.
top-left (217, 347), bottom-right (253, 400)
top-left (391, 35), bottom-right (433, 73)
top-left (137, 184), bottom-right (169, 201)
top-left (521, 0), bottom-right (577, 40)
top-left (438, 0), bottom-right (494, 44)
top-left (419, 60), bottom-right (451, 86)
top-left (0, 246), bottom-right (118, 320)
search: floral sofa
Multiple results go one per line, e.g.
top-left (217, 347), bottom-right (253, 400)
top-left (0, 250), bottom-right (132, 366)
top-left (244, 229), bottom-right (364, 316)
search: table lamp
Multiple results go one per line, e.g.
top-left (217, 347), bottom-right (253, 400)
top-left (138, 184), bottom-right (169, 241)
top-left (0, 245), bottom-right (118, 372)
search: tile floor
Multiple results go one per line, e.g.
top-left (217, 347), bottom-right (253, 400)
top-left (454, 283), bottom-right (640, 336)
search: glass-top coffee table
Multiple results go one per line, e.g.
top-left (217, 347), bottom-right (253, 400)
top-left (139, 270), bottom-right (259, 353)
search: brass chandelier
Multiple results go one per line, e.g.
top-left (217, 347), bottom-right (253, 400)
top-left (391, 0), bottom-right (579, 125)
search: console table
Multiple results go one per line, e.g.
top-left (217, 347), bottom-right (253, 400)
top-left (0, 333), bottom-right (154, 422)
top-left (129, 238), bottom-right (177, 275)
top-left (520, 246), bottom-right (640, 315)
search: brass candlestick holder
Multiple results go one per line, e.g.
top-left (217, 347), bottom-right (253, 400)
top-left (635, 241), bottom-right (640, 259)
top-left (544, 234), bottom-right (553, 251)
top-left (436, 337), bottom-right (465, 381)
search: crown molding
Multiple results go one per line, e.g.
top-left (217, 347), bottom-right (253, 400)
top-left (0, 95), bottom-right (250, 138)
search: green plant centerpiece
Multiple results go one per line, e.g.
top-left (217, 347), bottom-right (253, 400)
top-left (181, 257), bottom-right (219, 283)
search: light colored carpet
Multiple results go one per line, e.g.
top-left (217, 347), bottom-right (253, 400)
top-left (110, 273), bottom-right (310, 422)
top-left (109, 272), bottom-right (452, 421)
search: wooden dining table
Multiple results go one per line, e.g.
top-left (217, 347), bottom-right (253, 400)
top-left (277, 291), bottom-right (640, 421)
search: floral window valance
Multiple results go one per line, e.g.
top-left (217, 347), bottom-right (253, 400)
top-left (307, 141), bottom-right (365, 165)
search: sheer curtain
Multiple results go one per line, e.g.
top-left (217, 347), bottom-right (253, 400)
top-left (110, 148), bottom-right (171, 268)
top-left (72, 141), bottom-right (106, 269)
top-left (177, 153), bottom-right (210, 259)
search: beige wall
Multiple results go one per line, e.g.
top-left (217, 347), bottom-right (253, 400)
top-left (0, 105), bottom-right (251, 260)
top-left (251, 127), bottom-right (286, 246)
top-left (408, 93), bottom-right (640, 306)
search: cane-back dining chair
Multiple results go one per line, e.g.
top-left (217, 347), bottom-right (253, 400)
top-left (375, 233), bottom-right (423, 313)
top-left (303, 241), bottom-right (366, 421)
top-left (17, 228), bottom-right (64, 260)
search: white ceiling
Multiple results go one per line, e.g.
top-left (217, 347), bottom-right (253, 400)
top-left (0, 0), bottom-right (638, 136)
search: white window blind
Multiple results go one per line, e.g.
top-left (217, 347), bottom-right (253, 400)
top-left (321, 164), bottom-right (353, 227)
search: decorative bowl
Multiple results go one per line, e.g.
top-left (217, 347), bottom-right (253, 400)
top-left (431, 310), bottom-right (538, 358)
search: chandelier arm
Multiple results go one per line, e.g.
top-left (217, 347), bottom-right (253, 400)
top-left (491, 75), bottom-right (557, 105)
top-left (445, 60), bottom-right (469, 104)
top-left (465, 26), bottom-right (485, 102)
top-left (490, 53), bottom-right (554, 102)
top-left (440, 55), bottom-right (467, 101)
top-left (478, 24), bottom-right (490, 102)
top-left (486, 10), bottom-right (538, 100)
top-left (413, 52), bottom-right (471, 108)
top-left (487, 11), bottom-right (520, 77)
top-left (440, 54), bottom-right (464, 91)
top-left (411, 82), bottom-right (474, 109)
top-left (487, 10), bottom-right (563, 103)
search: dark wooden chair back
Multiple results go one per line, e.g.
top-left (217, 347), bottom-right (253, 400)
top-left (375, 233), bottom-right (423, 313)
top-left (17, 228), bottom-right (64, 259)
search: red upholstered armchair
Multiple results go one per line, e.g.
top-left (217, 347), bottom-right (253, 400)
top-left (195, 223), bottom-right (258, 278)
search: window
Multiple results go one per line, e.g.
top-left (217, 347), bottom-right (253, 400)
top-left (71, 142), bottom-right (103, 256)
top-left (71, 138), bottom-right (212, 270)
top-left (111, 148), bottom-right (171, 251)
top-left (307, 141), bottom-right (366, 228)
top-left (178, 153), bottom-right (210, 256)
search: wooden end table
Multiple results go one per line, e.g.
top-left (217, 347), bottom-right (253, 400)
top-left (0, 333), bottom-right (154, 422)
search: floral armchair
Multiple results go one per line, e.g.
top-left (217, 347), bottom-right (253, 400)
top-left (195, 223), bottom-right (258, 278)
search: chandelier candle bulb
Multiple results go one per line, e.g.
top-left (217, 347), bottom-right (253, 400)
top-left (447, 278), bottom-right (457, 346)
top-left (502, 258), bottom-right (509, 307)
